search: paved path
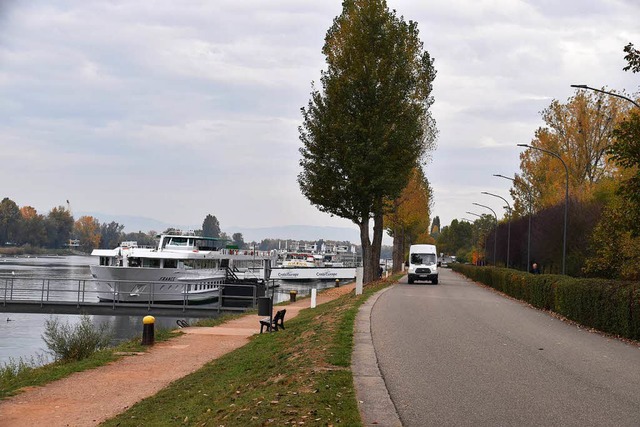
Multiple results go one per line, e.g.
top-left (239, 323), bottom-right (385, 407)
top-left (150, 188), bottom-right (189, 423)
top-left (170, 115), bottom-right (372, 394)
top-left (0, 284), bottom-right (354, 427)
top-left (369, 269), bottom-right (640, 426)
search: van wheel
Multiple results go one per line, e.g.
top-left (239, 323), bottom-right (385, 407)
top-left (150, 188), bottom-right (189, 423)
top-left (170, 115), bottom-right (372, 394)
top-left (408, 277), bottom-right (414, 284)
top-left (432, 278), bottom-right (438, 285)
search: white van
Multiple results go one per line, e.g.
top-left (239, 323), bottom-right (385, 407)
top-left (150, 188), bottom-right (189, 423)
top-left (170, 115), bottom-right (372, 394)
top-left (408, 244), bottom-right (439, 284)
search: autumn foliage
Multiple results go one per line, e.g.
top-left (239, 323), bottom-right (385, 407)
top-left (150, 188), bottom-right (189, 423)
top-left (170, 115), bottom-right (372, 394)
top-left (384, 167), bottom-right (433, 272)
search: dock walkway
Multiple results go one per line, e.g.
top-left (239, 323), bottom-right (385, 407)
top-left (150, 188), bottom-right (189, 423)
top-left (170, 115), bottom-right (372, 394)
top-left (0, 283), bottom-right (355, 427)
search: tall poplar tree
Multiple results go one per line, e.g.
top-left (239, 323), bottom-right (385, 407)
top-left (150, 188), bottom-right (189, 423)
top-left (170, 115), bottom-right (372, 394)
top-left (202, 214), bottom-right (221, 238)
top-left (299, 0), bottom-right (436, 283)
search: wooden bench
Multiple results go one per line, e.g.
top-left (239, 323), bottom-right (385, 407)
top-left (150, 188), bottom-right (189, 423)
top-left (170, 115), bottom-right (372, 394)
top-left (260, 309), bottom-right (286, 333)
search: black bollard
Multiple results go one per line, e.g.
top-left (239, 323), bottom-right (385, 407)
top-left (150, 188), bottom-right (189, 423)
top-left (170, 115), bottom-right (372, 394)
top-left (142, 315), bottom-right (155, 346)
top-left (289, 290), bottom-right (297, 302)
top-left (335, 279), bottom-right (340, 287)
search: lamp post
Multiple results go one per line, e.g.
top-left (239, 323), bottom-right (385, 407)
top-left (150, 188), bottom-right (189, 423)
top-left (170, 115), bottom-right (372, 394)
top-left (517, 144), bottom-right (569, 275)
top-left (570, 85), bottom-right (640, 109)
top-left (472, 203), bottom-right (498, 266)
top-left (465, 212), bottom-right (487, 265)
top-left (494, 174), bottom-right (532, 272)
top-left (481, 192), bottom-right (512, 268)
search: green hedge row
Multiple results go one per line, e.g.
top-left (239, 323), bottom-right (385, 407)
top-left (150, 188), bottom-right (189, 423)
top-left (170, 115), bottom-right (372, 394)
top-left (450, 264), bottom-right (640, 340)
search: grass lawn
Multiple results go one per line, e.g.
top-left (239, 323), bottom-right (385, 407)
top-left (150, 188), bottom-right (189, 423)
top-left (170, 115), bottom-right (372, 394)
top-left (102, 276), bottom-right (398, 426)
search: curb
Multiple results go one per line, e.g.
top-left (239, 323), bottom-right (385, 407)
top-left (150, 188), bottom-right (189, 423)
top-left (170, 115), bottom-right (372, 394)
top-left (352, 285), bottom-right (402, 426)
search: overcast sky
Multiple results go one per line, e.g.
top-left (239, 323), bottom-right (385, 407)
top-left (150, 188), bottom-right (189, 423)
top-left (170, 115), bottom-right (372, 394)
top-left (1, 0), bottom-right (639, 239)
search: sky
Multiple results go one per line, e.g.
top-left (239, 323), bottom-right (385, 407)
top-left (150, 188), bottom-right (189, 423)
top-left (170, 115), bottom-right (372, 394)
top-left (1, 0), bottom-right (639, 240)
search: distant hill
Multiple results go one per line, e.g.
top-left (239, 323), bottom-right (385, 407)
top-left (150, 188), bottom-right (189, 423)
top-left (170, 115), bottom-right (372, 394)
top-left (77, 212), bottom-right (190, 235)
top-left (77, 212), bottom-right (368, 243)
top-left (226, 225), bottom-right (361, 243)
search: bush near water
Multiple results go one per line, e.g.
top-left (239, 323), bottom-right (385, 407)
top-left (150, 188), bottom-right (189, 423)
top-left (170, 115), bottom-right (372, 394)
top-left (451, 264), bottom-right (640, 340)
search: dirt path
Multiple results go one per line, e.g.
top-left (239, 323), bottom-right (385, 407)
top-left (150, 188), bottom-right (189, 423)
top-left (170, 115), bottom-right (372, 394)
top-left (0, 284), bottom-right (355, 427)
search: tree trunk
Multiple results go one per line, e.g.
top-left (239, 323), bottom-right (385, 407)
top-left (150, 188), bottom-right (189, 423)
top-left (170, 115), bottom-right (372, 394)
top-left (392, 224), bottom-right (404, 273)
top-left (358, 220), bottom-right (374, 284)
top-left (371, 207), bottom-right (384, 281)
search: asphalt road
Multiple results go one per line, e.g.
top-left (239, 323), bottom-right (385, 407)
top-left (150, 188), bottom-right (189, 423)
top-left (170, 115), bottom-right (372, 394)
top-left (371, 268), bottom-right (640, 426)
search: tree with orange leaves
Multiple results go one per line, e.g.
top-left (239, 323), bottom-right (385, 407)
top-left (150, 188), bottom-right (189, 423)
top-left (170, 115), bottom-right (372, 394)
top-left (74, 216), bottom-right (101, 253)
top-left (19, 206), bottom-right (46, 247)
top-left (513, 89), bottom-right (630, 215)
top-left (385, 167), bottom-right (433, 272)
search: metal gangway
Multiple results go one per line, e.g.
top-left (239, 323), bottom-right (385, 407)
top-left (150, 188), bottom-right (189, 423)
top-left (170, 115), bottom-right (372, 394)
top-left (0, 275), bottom-right (270, 318)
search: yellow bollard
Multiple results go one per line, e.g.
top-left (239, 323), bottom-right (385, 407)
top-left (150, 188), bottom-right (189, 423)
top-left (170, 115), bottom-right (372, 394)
top-left (335, 279), bottom-right (340, 287)
top-left (142, 315), bottom-right (155, 346)
top-left (289, 290), bottom-right (297, 302)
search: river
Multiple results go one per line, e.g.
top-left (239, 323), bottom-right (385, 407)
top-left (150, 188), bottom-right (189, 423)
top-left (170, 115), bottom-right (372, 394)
top-left (0, 255), bottom-right (340, 365)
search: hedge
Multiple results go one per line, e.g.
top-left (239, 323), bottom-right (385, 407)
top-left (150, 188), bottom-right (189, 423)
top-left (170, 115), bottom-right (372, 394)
top-left (450, 264), bottom-right (640, 340)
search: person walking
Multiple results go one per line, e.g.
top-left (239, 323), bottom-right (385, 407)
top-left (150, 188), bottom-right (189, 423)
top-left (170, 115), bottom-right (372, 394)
top-left (530, 262), bottom-right (541, 274)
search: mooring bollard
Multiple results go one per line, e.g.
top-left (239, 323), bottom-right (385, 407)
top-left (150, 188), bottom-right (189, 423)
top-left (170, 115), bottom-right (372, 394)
top-left (335, 278), bottom-right (340, 287)
top-left (289, 290), bottom-right (297, 302)
top-left (142, 315), bottom-right (155, 346)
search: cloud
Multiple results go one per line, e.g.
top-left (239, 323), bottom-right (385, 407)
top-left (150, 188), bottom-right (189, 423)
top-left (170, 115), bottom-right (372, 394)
top-left (1, 0), bottom-right (639, 236)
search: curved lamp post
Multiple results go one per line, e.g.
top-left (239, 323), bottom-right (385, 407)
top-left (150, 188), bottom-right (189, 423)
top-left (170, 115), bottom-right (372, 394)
top-left (472, 203), bottom-right (498, 266)
top-left (481, 192), bottom-right (512, 268)
top-left (465, 212), bottom-right (487, 265)
top-left (493, 173), bottom-right (533, 271)
top-left (517, 144), bottom-right (568, 275)
top-left (571, 85), bottom-right (640, 109)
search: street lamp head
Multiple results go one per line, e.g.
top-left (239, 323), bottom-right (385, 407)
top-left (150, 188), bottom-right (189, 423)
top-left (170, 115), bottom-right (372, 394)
top-left (517, 143), bottom-right (530, 148)
top-left (570, 84), bottom-right (588, 89)
top-left (494, 173), bottom-right (515, 181)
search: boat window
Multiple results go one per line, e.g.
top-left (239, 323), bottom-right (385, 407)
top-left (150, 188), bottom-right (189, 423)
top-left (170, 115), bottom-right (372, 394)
top-left (128, 257), bottom-right (141, 267)
top-left (142, 258), bottom-right (161, 268)
top-left (164, 259), bottom-right (178, 268)
top-left (169, 237), bottom-right (188, 246)
top-left (184, 260), bottom-right (202, 269)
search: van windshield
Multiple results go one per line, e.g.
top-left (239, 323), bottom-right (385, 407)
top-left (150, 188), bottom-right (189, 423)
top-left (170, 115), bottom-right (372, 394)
top-left (411, 253), bottom-right (436, 265)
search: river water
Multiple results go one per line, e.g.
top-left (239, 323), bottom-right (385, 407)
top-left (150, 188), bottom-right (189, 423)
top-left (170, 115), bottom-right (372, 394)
top-left (0, 255), bottom-right (339, 365)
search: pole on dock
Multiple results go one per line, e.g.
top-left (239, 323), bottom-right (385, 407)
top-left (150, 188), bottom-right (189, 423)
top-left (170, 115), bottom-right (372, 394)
top-left (142, 315), bottom-right (155, 346)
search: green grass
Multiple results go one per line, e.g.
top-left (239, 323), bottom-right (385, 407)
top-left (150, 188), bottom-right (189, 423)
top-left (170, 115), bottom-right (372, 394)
top-left (101, 276), bottom-right (399, 427)
top-left (0, 328), bottom-right (177, 399)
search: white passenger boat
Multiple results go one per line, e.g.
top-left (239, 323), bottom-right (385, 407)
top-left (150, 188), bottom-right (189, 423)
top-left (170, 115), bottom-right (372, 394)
top-left (269, 266), bottom-right (357, 281)
top-left (270, 251), bottom-right (357, 281)
top-left (90, 234), bottom-right (274, 303)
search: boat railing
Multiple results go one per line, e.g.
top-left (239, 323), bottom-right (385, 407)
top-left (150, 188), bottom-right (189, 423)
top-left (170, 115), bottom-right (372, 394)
top-left (219, 248), bottom-right (275, 258)
top-left (0, 275), bottom-right (266, 313)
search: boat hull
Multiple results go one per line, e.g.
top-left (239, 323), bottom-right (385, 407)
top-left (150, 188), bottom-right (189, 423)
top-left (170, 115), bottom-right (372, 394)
top-left (269, 267), bottom-right (356, 281)
top-left (90, 265), bottom-right (223, 303)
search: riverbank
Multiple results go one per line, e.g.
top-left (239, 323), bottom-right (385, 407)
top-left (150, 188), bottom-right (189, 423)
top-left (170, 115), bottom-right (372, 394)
top-left (0, 276), bottom-right (399, 426)
top-left (0, 246), bottom-right (86, 257)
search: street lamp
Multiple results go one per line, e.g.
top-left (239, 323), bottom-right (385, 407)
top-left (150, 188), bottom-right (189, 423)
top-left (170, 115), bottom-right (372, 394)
top-left (472, 203), bottom-right (498, 266)
top-left (571, 85), bottom-right (640, 109)
top-left (493, 173), bottom-right (533, 272)
top-left (517, 144), bottom-right (569, 275)
top-left (481, 192), bottom-right (512, 268)
top-left (465, 212), bottom-right (487, 265)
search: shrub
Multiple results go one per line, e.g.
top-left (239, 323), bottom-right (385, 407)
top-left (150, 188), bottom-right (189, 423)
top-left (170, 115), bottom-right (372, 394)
top-left (42, 315), bottom-right (113, 362)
